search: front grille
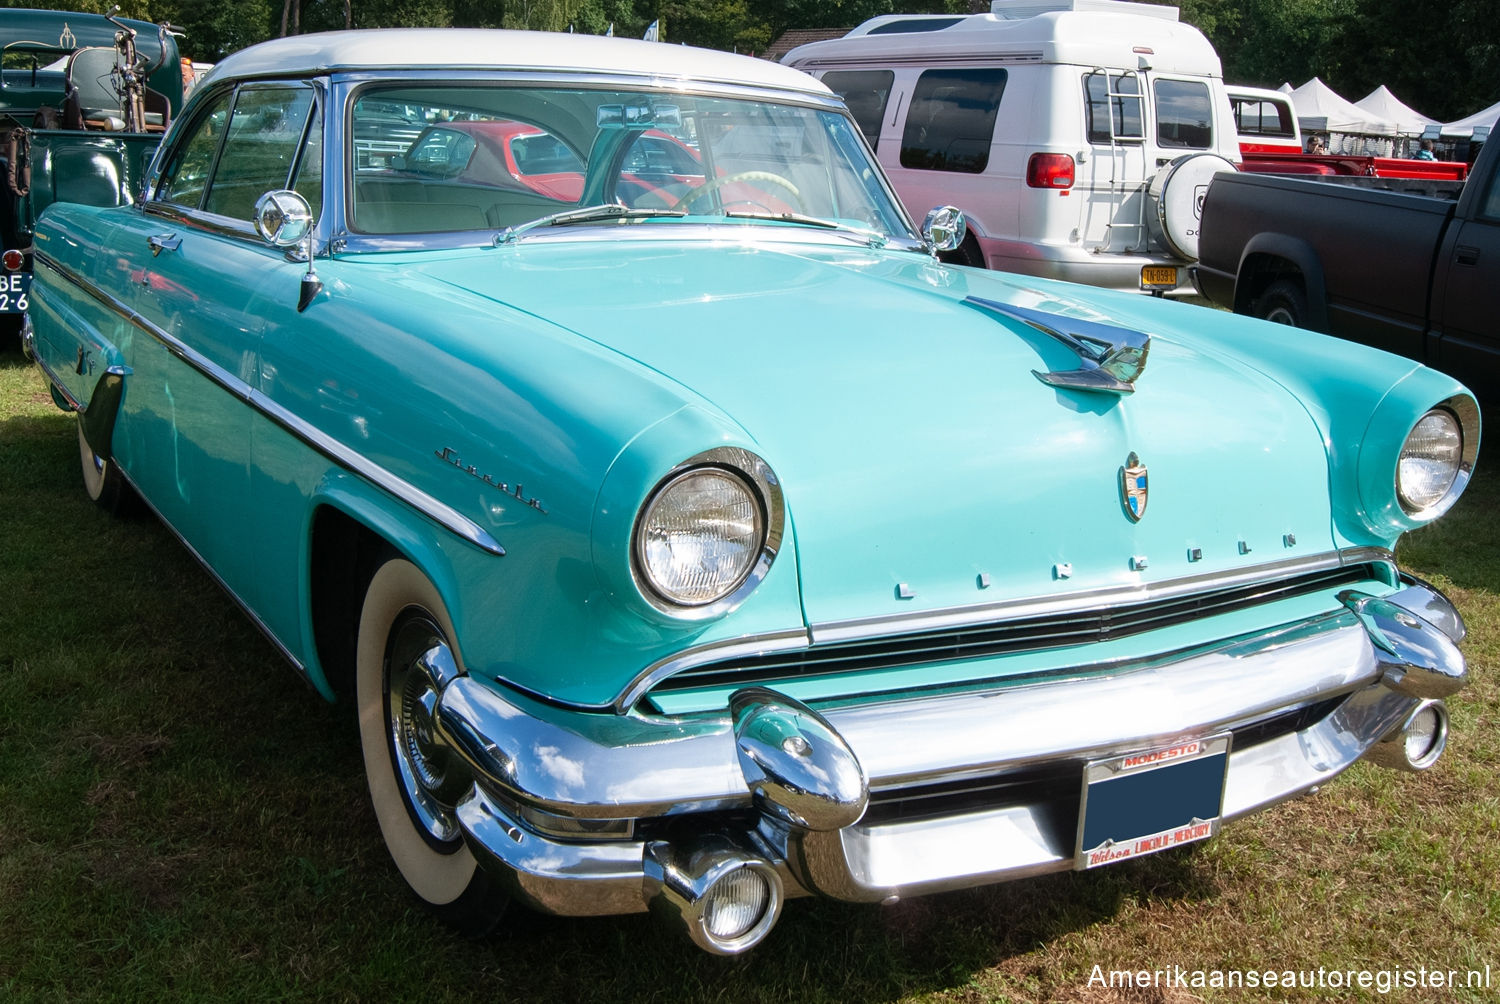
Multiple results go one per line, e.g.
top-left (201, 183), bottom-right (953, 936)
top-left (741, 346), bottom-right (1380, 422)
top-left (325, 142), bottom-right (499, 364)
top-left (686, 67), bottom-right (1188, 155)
top-left (858, 696), bottom-right (1346, 827)
top-left (650, 564), bottom-right (1379, 698)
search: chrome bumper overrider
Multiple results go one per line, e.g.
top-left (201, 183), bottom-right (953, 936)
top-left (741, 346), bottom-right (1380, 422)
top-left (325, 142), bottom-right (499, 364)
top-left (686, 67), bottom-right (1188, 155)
top-left (434, 581), bottom-right (1466, 947)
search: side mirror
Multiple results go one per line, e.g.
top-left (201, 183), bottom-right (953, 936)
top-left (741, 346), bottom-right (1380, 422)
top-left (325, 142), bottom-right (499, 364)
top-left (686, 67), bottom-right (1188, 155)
top-left (254, 189), bottom-right (322, 312)
top-left (254, 189), bottom-right (314, 248)
top-left (922, 205), bottom-right (966, 254)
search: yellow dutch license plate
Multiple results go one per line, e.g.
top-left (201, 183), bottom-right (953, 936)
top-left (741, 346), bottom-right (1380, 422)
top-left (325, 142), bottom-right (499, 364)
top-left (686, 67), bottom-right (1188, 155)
top-left (1140, 266), bottom-right (1179, 289)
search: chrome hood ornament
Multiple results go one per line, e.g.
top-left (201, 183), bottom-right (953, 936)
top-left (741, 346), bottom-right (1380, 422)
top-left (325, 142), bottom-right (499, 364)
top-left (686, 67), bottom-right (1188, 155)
top-left (963, 297), bottom-right (1150, 394)
top-left (1121, 452), bottom-right (1148, 522)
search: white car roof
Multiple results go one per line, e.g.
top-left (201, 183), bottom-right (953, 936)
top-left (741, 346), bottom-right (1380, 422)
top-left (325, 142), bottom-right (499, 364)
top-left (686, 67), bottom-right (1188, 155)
top-left (783, 11), bottom-right (1221, 77)
top-left (203, 28), bottom-right (834, 97)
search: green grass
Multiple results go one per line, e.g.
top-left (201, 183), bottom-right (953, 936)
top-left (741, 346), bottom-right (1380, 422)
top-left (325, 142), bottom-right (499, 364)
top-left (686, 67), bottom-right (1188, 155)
top-left (2, 344), bottom-right (1496, 1002)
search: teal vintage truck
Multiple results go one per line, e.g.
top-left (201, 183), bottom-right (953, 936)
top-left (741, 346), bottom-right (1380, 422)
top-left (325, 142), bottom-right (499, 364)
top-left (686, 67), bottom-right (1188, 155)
top-left (1, 7), bottom-right (183, 330)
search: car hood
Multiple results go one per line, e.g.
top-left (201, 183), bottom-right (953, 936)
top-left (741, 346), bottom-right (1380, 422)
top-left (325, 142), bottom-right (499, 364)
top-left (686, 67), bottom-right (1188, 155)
top-left (431, 236), bottom-right (1334, 627)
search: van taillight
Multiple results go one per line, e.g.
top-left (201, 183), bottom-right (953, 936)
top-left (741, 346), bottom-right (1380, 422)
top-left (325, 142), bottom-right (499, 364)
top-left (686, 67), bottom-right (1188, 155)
top-left (1026, 153), bottom-right (1075, 189)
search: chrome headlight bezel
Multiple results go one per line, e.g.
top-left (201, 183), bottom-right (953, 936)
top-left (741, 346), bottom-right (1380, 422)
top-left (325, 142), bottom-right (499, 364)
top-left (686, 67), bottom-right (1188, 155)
top-left (630, 447), bottom-right (784, 619)
top-left (1396, 397), bottom-right (1478, 522)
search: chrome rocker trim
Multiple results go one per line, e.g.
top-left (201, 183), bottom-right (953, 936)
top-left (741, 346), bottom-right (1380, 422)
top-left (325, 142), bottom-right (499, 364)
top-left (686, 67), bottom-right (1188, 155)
top-left (434, 579), bottom-right (1466, 933)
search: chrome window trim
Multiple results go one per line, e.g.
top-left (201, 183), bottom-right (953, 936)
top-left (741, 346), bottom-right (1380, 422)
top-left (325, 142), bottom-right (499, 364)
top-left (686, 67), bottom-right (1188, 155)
top-left (34, 249), bottom-right (505, 558)
top-left (330, 72), bottom-right (916, 253)
top-left (610, 547), bottom-right (1397, 712)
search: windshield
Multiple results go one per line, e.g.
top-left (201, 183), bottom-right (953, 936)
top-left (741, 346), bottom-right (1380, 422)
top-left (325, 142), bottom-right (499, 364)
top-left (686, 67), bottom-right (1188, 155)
top-left (349, 84), bottom-right (915, 242)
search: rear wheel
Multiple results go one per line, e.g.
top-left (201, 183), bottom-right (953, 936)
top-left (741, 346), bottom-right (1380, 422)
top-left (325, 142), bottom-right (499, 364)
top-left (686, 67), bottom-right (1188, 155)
top-left (356, 556), bottom-right (508, 934)
top-left (78, 420), bottom-right (131, 514)
top-left (1251, 278), bottom-right (1309, 328)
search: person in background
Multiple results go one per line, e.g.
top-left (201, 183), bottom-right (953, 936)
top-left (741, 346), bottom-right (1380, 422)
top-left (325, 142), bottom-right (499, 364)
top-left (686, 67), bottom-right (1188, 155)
top-left (1413, 138), bottom-right (1437, 160)
top-left (1307, 135), bottom-right (1328, 154)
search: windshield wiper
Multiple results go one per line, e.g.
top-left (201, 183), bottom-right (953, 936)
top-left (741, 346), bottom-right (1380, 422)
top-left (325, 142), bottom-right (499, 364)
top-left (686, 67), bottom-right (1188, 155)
top-left (496, 204), bottom-right (686, 244)
top-left (722, 210), bottom-right (890, 248)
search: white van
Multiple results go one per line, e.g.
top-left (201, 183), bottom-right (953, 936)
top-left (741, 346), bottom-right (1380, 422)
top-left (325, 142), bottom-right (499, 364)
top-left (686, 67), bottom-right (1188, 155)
top-left (783, 0), bottom-right (1241, 292)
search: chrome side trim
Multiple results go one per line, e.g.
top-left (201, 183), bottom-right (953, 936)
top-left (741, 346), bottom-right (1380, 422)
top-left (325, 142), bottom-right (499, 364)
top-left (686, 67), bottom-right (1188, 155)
top-left (34, 249), bottom-right (505, 557)
top-left (115, 464), bottom-right (311, 679)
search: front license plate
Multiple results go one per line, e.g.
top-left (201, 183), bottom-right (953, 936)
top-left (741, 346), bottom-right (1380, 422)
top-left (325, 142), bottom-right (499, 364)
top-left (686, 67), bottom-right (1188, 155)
top-left (1076, 733), bottom-right (1230, 869)
top-left (0, 273), bottom-right (31, 313)
top-left (1140, 265), bottom-right (1179, 289)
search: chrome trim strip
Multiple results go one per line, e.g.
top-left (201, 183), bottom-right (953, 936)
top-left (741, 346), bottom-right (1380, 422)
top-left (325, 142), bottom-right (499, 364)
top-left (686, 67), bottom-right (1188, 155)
top-left (615, 629), bottom-right (811, 714)
top-left (809, 549), bottom-right (1392, 643)
top-left (115, 464), bottom-right (311, 679)
top-left (613, 548), bottom-right (1394, 712)
top-left (34, 249), bottom-right (505, 557)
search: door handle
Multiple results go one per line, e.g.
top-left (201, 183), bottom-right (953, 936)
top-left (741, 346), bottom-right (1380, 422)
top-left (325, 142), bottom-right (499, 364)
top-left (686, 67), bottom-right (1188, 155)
top-left (148, 233), bottom-right (181, 256)
top-left (1455, 245), bottom-right (1480, 267)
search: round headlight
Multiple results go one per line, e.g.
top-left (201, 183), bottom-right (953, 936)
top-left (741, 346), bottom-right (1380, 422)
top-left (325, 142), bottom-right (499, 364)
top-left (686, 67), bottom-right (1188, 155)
top-left (636, 467), bottom-right (764, 606)
top-left (1397, 409), bottom-right (1463, 514)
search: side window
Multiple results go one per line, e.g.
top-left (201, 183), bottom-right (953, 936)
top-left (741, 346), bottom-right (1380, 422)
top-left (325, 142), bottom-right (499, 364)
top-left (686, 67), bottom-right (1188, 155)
top-left (1155, 79), bottom-right (1212, 149)
top-left (1232, 98), bottom-right (1294, 138)
top-left (156, 91), bottom-right (232, 210)
top-left (1480, 157), bottom-right (1500, 221)
top-left (822, 70), bottom-right (894, 150)
top-left (203, 85), bottom-right (318, 220)
top-left (899, 68), bottom-right (1006, 174)
top-left (1084, 72), bottom-right (1143, 144)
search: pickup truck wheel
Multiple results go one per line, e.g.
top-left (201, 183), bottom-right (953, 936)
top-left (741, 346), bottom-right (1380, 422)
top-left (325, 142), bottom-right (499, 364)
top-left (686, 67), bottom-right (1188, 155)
top-left (78, 421), bottom-right (130, 513)
top-left (356, 556), bottom-right (507, 935)
top-left (1252, 279), bottom-right (1309, 328)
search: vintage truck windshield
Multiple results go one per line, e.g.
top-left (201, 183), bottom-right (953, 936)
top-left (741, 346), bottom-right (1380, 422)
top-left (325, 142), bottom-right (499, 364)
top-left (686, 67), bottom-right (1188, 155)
top-left (349, 84), bottom-right (915, 241)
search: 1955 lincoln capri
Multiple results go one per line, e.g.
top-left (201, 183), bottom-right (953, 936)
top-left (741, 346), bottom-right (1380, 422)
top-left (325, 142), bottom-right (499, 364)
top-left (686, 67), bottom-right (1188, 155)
top-left (22, 29), bottom-right (1480, 954)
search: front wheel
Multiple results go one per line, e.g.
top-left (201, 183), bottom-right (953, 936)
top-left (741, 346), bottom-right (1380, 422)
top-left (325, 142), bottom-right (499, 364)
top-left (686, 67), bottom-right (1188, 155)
top-left (356, 556), bottom-right (507, 934)
top-left (1251, 278), bottom-right (1309, 328)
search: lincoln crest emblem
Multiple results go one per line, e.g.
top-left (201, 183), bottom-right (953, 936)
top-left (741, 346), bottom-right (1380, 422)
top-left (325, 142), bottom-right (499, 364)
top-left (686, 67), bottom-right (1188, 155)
top-left (1120, 452), bottom-right (1148, 522)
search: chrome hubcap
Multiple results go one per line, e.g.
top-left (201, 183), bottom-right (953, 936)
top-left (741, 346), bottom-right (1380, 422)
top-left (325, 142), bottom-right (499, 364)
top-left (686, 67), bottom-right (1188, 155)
top-left (386, 616), bottom-right (466, 845)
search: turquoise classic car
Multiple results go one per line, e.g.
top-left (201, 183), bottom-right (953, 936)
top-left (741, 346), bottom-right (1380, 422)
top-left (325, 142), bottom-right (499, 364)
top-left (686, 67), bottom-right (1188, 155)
top-left (23, 29), bottom-right (1480, 954)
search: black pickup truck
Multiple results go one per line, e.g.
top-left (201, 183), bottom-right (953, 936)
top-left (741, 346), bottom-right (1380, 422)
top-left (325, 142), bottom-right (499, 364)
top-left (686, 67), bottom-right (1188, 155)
top-left (1194, 121), bottom-right (1499, 392)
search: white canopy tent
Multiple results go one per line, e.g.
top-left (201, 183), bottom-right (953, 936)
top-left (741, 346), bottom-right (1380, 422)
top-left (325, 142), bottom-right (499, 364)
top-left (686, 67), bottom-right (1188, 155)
top-left (1442, 99), bottom-right (1500, 137)
top-left (1289, 77), bottom-right (1392, 135)
top-left (1354, 85), bottom-right (1436, 136)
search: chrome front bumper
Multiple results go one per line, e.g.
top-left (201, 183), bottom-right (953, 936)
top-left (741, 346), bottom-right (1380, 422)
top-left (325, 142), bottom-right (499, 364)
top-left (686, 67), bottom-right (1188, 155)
top-left (434, 581), bottom-right (1465, 927)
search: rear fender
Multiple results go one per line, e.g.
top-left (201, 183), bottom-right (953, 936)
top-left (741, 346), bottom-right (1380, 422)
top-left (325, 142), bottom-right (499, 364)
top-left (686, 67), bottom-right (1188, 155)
top-left (1235, 233), bottom-right (1330, 332)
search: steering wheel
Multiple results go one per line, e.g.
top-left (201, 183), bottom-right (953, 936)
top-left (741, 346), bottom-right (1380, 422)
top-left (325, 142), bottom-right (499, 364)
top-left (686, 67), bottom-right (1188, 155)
top-left (671, 171), bottom-right (804, 213)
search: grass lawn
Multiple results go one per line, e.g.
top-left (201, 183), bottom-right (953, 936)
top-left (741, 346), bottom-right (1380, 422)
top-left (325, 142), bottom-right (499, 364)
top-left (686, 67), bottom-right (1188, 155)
top-left (2, 341), bottom-right (1496, 1002)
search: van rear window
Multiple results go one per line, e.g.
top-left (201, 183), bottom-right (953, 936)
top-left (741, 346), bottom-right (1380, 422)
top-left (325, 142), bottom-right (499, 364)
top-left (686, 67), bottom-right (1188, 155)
top-left (900, 68), bottom-right (1007, 174)
top-left (1155, 79), bottom-right (1213, 149)
top-left (822, 70), bottom-right (895, 150)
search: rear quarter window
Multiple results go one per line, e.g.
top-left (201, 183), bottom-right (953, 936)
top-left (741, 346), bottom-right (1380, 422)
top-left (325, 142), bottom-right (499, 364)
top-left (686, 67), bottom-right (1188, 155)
top-left (899, 68), bottom-right (1007, 174)
top-left (1154, 79), bottom-right (1212, 149)
top-left (1232, 97), bottom-right (1295, 138)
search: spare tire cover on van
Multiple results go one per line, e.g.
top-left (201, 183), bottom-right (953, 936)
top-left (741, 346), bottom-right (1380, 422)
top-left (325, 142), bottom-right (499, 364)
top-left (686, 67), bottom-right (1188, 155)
top-left (1147, 153), bottom-right (1237, 260)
